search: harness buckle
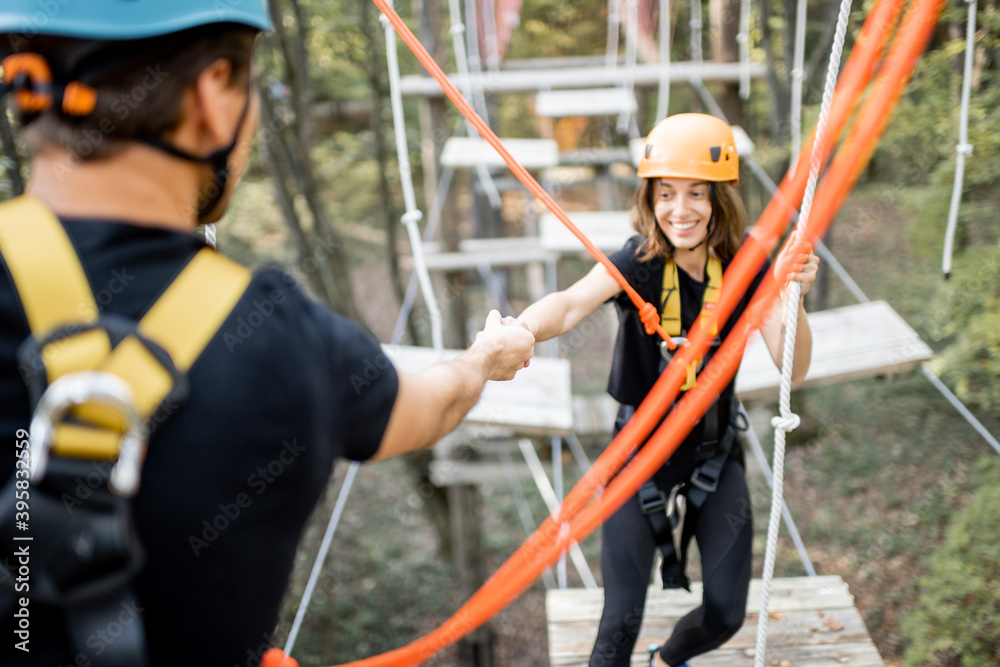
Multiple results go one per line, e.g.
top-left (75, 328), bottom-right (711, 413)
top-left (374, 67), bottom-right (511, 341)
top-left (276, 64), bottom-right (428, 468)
top-left (689, 465), bottom-right (720, 494)
top-left (29, 371), bottom-right (147, 497)
top-left (638, 482), bottom-right (667, 515)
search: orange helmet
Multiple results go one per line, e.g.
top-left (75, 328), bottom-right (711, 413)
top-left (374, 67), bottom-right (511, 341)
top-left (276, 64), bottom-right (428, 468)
top-left (637, 113), bottom-right (739, 184)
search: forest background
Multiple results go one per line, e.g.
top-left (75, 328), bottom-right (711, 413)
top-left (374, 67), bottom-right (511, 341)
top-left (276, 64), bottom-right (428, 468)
top-left (1, 0), bottom-right (998, 664)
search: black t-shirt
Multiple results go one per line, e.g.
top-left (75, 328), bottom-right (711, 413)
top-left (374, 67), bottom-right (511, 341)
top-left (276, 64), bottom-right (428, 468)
top-left (606, 236), bottom-right (769, 466)
top-left (0, 219), bottom-right (398, 665)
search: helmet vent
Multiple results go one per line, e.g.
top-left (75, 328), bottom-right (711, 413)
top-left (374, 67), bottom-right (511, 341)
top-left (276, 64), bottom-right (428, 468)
top-left (645, 143), bottom-right (653, 159)
top-left (709, 146), bottom-right (722, 162)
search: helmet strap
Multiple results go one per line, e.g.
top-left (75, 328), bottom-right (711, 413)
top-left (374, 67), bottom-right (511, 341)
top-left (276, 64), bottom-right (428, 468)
top-left (137, 89), bottom-right (252, 223)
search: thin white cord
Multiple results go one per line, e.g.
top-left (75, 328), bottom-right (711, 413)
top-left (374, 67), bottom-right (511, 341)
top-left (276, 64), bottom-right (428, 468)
top-left (942, 0), bottom-right (977, 279)
top-left (655, 0), bottom-right (672, 120)
top-left (754, 0), bottom-right (852, 664)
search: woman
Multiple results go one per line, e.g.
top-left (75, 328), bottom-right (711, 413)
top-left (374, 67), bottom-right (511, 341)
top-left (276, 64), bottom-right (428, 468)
top-left (516, 113), bottom-right (819, 667)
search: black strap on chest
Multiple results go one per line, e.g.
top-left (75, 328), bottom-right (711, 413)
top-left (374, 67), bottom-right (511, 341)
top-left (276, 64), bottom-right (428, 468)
top-left (622, 393), bottom-right (740, 591)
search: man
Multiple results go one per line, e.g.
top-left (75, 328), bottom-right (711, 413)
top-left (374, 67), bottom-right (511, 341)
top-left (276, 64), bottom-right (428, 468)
top-left (0, 2), bottom-right (534, 664)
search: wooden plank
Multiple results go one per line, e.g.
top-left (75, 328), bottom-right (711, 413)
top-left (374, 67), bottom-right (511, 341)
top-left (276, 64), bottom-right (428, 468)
top-left (400, 61), bottom-right (768, 97)
top-left (404, 245), bottom-right (558, 271)
top-left (429, 459), bottom-right (532, 486)
top-left (539, 210), bottom-right (633, 253)
top-left (535, 88), bottom-right (638, 118)
top-left (440, 137), bottom-right (559, 169)
top-left (383, 345), bottom-right (574, 435)
top-left (548, 577), bottom-right (854, 622)
top-left (736, 300), bottom-right (933, 401)
top-left (547, 576), bottom-right (884, 666)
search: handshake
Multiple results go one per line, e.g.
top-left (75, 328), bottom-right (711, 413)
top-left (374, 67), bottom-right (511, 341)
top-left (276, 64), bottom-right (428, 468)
top-left (471, 309), bottom-right (536, 381)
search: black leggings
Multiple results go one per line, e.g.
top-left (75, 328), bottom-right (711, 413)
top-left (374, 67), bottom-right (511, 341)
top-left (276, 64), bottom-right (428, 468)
top-left (588, 458), bottom-right (753, 667)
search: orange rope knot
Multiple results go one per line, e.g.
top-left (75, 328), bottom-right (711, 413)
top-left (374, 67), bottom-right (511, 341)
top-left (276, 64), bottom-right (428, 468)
top-left (638, 302), bottom-right (659, 336)
top-left (261, 648), bottom-right (299, 667)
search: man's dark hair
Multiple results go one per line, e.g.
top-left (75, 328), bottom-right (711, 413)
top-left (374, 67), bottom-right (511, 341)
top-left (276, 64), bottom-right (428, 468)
top-left (1, 23), bottom-right (257, 161)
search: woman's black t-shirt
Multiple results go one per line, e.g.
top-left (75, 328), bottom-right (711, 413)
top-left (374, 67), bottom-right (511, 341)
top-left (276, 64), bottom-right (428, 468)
top-left (605, 235), bottom-right (770, 465)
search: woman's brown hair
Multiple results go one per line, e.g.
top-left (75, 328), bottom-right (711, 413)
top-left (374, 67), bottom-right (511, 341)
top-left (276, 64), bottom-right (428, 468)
top-left (631, 178), bottom-right (747, 263)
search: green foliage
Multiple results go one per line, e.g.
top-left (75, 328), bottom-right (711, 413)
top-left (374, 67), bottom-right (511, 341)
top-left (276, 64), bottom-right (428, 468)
top-left (900, 457), bottom-right (1000, 667)
top-left (926, 241), bottom-right (1000, 413)
top-left (504, 0), bottom-right (605, 60)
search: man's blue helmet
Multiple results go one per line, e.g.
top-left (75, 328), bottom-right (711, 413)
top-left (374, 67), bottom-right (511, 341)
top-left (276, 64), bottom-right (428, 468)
top-left (0, 0), bottom-right (271, 40)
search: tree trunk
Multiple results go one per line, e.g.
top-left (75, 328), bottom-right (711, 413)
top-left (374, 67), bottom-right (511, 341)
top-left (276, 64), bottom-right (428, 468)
top-left (266, 0), bottom-right (366, 325)
top-left (759, 0), bottom-right (790, 140)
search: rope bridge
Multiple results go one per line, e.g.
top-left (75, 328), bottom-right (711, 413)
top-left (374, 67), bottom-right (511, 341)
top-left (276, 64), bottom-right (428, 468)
top-left (262, 0), bottom-right (947, 662)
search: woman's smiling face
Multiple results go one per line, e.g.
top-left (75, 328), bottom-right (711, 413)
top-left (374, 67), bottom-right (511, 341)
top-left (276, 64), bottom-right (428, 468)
top-left (653, 178), bottom-right (713, 252)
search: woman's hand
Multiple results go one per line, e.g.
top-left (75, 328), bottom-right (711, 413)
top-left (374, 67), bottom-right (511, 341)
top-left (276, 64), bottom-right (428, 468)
top-left (774, 230), bottom-right (821, 297)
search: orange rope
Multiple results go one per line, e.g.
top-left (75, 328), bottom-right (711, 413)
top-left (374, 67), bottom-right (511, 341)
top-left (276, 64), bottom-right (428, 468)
top-left (261, 0), bottom-right (940, 664)
top-left (370, 0), bottom-right (674, 346)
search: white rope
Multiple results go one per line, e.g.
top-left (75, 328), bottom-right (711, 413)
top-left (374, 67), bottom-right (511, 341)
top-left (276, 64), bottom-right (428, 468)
top-left (753, 0), bottom-right (852, 664)
top-left (447, 0), bottom-right (502, 209)
top-left (204, 223), bottom-right (217, 249)
top-left (284, 461), bottom-right (360, 655)
top-left (689, 0), bottom-right (703, 64)
top-left (618, 0), bottom-right (640, 133)
top-left (383, 7), bottom-right (445, 351)
top-left (788, 0), bottom-right (808, 173)
top-left (738, 0), bottom-right (751, 100)
top-left (942, 0), bottom-right (977, 279)
top-left (655, 0), bottom-right (672, 120)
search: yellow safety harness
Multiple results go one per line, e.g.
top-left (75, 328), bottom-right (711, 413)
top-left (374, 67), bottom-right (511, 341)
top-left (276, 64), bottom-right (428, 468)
top-left (0, 195), bottom-right (251, 666)
top-left (659, 255), bottom-right (723, 390)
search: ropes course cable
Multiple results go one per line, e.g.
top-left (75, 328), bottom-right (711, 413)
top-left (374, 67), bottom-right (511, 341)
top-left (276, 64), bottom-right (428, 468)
top-left (689, 0), bottom-right (703, 63)
top-left (618, 0), bottom-right (640, 134)
top-left (738, 0), bottom-right (752, 100)
top-left (789, 0), bottom-right (809, 173)
top-left (754, 1), bottom-right (852, 661)
top-left (205, 223), bottom-right (217, 249)
top-left (655, 0), bottom-right (672, 121)
top-left (606, 0), bottom-right (621, 69)
top-left (446, 0), bottom-right (502, 209)
top-left (941, 0), bottom-right (977, 279)
top-left (284, 462), bottom-right (360, 655)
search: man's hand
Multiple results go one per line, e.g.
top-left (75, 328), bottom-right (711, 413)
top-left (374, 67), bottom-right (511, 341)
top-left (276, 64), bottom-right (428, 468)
top-left (472, 310), bottom-right (535, 381)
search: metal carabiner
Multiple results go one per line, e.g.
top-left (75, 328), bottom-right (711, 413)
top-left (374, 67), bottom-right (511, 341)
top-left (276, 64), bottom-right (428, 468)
top-left (659, 336), bottom-right (689, 361)
top-left (28, 371), bottom-right (146, 497)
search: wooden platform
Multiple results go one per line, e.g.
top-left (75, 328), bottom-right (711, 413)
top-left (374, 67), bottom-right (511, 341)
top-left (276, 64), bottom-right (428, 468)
top-left (547, 576), bottom-right (885, 666)
top-left (382, 344), bottom-right (573, 436)
top-left (539, 210), bottom-right (635, 253)
top-left (737, 300), bottom-right (934, 401)
top-left (440, 136), bottom-right (560, 169)
top-left (400, 61), bottom-right (767, 97)
top-left (535, 88), bottom-right (638, 118)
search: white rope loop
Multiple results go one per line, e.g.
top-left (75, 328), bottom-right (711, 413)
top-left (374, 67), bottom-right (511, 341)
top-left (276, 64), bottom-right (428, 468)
top-left (754, 0), bottom-right (853, 664)
top-left (942, 0), bottom-right (978, 278)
